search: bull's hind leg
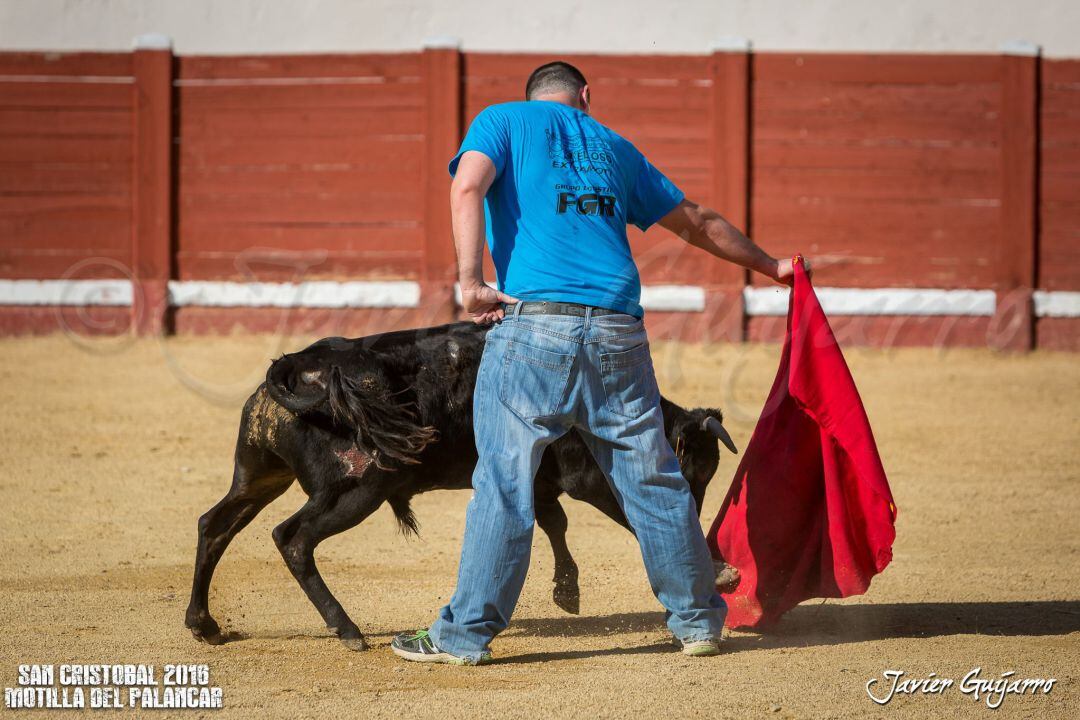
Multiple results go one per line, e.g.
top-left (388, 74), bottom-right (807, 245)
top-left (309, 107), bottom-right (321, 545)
top-left (272, 481), bottom-right (385, 651)
top-left (185, 445), bottom-right (294, 644)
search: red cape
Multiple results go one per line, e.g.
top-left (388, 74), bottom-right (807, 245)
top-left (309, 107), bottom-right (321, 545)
top-left (708, 257), bottom-right (897, 628)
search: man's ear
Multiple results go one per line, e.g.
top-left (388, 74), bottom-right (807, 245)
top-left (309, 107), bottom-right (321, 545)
top-left (580, 84), bottom-right (591, 113)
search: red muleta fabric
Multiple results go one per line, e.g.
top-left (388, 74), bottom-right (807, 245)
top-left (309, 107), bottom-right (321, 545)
top-left (708, 256), bottom-right (897, 629)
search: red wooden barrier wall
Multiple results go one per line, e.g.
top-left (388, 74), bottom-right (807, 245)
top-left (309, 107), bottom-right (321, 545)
top-left (748, 54), bottom-right (1005, 347)
top-left (0, 52), bottom-right (135, 334)
top-left (1039, 59), bottom-right (1080, 350)
top-left (0, 47), bottom-right (1076, 349)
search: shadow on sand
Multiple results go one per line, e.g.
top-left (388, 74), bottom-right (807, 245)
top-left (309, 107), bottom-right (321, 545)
top-left (499, 600), bottom-right (1080, 664)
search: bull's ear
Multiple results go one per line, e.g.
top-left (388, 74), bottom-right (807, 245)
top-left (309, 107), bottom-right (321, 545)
top-left (702, 415), bottom-right (738, 454)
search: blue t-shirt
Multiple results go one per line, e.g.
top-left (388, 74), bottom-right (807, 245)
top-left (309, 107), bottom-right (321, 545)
top-left (449, 101), bottom-right (684, 317)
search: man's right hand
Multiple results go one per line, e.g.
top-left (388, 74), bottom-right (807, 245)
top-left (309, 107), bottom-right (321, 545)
top-left (461, 282), bottom-right (520, 324)
top-left (772, 256), bottom-right (812, 287)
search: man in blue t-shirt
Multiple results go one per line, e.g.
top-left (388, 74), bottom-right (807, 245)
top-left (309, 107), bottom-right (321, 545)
top-left (393, 61), bottom-right (807, 665)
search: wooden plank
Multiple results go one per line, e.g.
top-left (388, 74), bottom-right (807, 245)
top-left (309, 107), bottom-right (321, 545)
top-left (177, 53), bottom-right (422, 80)
top-left (179, 165), bottom-right (422, 195)
top-left (0, 136), bottom-right (131, 163)
top-left (1040, 58), bottom-right (1080, 84)
top-left (177, 135), bottom-right (423, 167)
top-left (753, 167), bottom-right (999, 200)
top-left (753, 53), bottom-right (1001, 84)
top-left (1036, 318), bottom-right (1080, 352)
top-left (177, 106), bottom-right (423, 138)
top-left (176, 224), bottom-right (424, 253)
top-left (754, 112), bottom-right (999, 143)
top-left (1041, 172), bottom-right (1080, 203)
top-left (1040, 85), bottom-right (1080, 113)
top-left (0, 306), bottom-right (132, 335)
top-left (745, 253), bottom-right (998, 290)
top-left (1040, 113), bottom-right (1080, 138)
top-left (0, 81), bottom-right (132, 108)
top-left (176, 250), bottom-right (423, 281)
top-left (1037, 228), bottom-right (1080, 290)
top-left (0, 161), bottom-right (130, 193)
top-left (176, 82), bottom-right (423, 111)
top-left (747, 315), bottom-right (992, 348)
top-left (753, 82), bottom-right (1001, 114)
top-left (0, 247), bottom-right (131, 276)
top-left (0, 107), bottom-right (131, 137)
top-left (0, 52), bottom-right (132, 77)
top-left (755, 141), bottom-right (999, 172)
top-left (0, 207), bottom-right (131, 253)
top-left (177, 190), bottom-right (423, 224)
top-left (753, 196), bottom-right (1000, 229)
top-left (0, 192), bottom-right (129, 213)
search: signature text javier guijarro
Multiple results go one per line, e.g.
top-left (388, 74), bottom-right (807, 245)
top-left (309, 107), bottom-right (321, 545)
top-left (866, 668), bottom-right (1057, 709)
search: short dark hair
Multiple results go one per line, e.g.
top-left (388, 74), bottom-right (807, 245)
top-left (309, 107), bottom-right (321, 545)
top-left (525, 61), bottom-right (588, 100)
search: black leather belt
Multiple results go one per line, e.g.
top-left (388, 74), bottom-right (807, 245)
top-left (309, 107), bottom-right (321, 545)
top-left (503, 301), bottom-right (620, 317)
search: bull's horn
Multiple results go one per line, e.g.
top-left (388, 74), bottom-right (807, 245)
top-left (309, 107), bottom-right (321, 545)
top-left (702, 416), bottom-right (738, 455)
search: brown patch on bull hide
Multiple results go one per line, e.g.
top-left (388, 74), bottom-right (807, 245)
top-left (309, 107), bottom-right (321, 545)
top-left (246, 386), bottom-right (296, 449)
top-left (334, 447), bottom-right (372, 477)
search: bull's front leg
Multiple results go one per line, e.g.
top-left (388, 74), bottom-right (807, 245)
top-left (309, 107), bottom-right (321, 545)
top-left (535, 498), bottom-right (580, 614)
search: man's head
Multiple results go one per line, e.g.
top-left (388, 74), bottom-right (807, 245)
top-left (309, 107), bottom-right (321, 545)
top-left (525, 61), bottom-right (590, 113)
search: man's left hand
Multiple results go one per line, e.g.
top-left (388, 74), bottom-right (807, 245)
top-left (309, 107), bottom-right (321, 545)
top-left (461, 282), bottom-right (520, 324)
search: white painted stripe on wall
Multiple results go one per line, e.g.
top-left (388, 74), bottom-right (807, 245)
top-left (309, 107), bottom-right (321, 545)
top-left (166, 280), bottom-right (421, 308)
top-left (744, 287), bottom-right (998, 317)
top-left (640, 285), bottom-right (707, 312)
top-left (0, 279), bottom-right (133, 306)
top-left (1034, 290), bottom-right (1080, 318)
top-left (2, 280), bottom-right (1079, 318)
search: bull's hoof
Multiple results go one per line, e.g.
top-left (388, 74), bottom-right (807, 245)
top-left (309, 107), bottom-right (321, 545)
top-left (553, 582), bottom-right (580, 615)
top-left (714, 561), bottom-right (742, 594)
top-left (328, 622), bottom-right (368, 651)
top-left (187, 619), bottom-right (225, 645)
top-left (339, 636), bottom-right (369, 652)
top-left (185, 609), bottom-right (224, 644)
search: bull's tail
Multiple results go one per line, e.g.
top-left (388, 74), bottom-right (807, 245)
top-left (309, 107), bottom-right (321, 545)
top-left (324, 366), bottom-right (439, 470)
top-left (265, 354), bottom-right (438, 471)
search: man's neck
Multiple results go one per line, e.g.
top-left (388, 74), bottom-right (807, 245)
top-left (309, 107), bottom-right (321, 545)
top-left (531, 94), bottom-right (581, 110)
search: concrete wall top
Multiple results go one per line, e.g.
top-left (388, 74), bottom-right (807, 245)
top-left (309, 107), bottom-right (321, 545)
top-left (1, 0), bottom-right (1077, 57)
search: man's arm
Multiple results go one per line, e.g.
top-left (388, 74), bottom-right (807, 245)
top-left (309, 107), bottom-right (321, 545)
top-left (451, 151), bottom-right (518, 323)
top-left (658, 199), bottom-right (805, 284)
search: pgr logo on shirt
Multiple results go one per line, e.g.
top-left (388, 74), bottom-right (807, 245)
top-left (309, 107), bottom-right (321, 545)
top-left (555, 190), bottom-right (616, 217)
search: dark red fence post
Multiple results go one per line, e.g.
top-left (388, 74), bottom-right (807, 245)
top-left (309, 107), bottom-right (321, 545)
top-left (420, 38), bottom-right (463, 324)
top-left (708, 40), bottom-right (751, 342)
top-left (993, 41), bottom-right (1040, 351)
top-left (131, 34), bottom-right (174, 336)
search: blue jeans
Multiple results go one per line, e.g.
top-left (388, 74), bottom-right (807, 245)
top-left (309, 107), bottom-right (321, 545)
top-left (428, 306), bottom-right (725, 661)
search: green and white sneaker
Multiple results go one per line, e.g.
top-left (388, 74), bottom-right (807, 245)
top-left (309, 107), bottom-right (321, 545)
top-left (390, 629), bottom-right (492, 666)
top-left (677, 636), bottom-right (723, 657)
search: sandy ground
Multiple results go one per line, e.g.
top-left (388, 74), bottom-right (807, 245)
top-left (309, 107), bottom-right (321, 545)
top-left (0, 330), bottom-right (1077, 719)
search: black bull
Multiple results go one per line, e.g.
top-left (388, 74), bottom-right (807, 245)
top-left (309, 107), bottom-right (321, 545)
top-left (185, 321), bottom-right (738, 651)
